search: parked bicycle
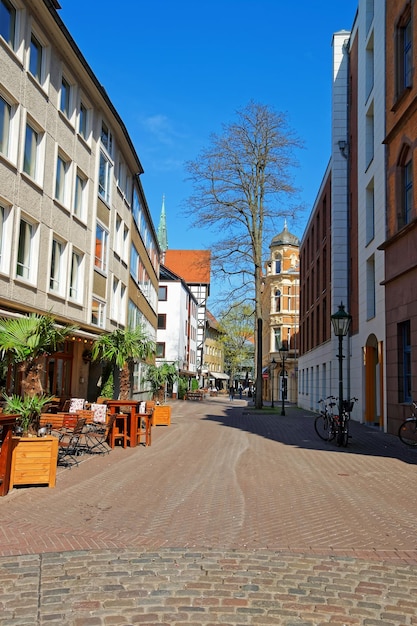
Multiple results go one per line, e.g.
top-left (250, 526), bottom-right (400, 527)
top-left (315, 396), bottom-right (357, 447)
top-left (314, 396), bottom-right (337, 442)
top-left (398, 401), bottom-right (417, 446)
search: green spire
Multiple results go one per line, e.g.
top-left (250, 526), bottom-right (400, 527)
top-left (157, 195), bottom-right (168, 253)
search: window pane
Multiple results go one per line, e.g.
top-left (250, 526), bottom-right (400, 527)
top-left (23, 124), bottom-right (38, 178)
top-left (29, 34), bottom-right (42, 81)
top-left (95, 224), bottom-right (107, 271)
top-left (79, 102), bottom-right (87, 138)
top-left (74, 172), bottom-right (85, 217)
top-left (405, 160), bottom-right (413, 224)
top-left (60, 77), bottom-right (70, 116)
top-left (69, 251), bottom-right (81, 299)
top-left (49, 239), bottom-right (62, 291)
top-left (0, 95), bottom-right (11, 156)
top-left (17, 220), bottom-right (32, 279)
top-left (55, 155), bottom-right (67, 203)
top-left (0, 0), bottom-right (16, 48)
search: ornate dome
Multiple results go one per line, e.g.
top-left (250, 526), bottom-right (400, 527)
top-left (270, 220), bottom-right (299, 247)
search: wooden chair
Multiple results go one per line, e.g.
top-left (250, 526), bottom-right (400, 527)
top-left (110, 413), bottom-right (129, 448)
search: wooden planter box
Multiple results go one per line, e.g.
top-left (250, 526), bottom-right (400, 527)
top-left (9, 436), bottom-right (58, 489)
top-left (152, 405), bottom-right (171, 427)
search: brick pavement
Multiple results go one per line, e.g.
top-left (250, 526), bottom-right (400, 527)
top-left (1, 397), bottom-right (417, 625)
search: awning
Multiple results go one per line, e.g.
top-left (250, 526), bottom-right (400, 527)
top-left (209, 372), bottom-right (230, 380)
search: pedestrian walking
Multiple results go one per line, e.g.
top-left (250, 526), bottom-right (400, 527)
top-left (238, 384), bottom-right (243, 399)
top-left (229, 385), bottom-right (234, 401)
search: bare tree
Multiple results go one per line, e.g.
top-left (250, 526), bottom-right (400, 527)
top-left (185, 101), bottom-right (303, 408)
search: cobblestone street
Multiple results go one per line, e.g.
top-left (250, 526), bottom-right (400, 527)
top-left (1, 397), bottom-right (417, 625)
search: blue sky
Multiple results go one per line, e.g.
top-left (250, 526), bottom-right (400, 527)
top-left (60, 0), bottom-right (357, 249)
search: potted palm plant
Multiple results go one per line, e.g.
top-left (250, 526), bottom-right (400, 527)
top-left (91, 326), bottom-right (155, 400)
top-left (0, 313), bottom-right (77, 490)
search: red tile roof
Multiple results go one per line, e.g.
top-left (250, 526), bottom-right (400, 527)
top-left (164, 250), bottom-right (211, 284)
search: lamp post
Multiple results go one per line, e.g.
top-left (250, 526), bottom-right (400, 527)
top-left (331, 302), bottom-right (352, 420)
top-left (279, 344), bottom-right (288, 416)
top-left (270, 358), bottom-right (276, 408)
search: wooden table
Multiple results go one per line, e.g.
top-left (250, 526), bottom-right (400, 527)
top-left (106, 400), bottom-right (151, 448)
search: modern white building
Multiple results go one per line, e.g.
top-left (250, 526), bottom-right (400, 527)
top-left (157, 265), bottom-right (198, 391)
top-left (298, 1), bottom-right (387, 429)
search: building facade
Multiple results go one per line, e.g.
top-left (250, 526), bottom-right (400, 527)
top-left (382, 0), bottom-right (417, 434)
top-left (157, 265), bottom-right (198, 391)
top-left (298, 1), bottom-right (387, 428)
top-left (0, 0), bottom-right (159, 401)
top-left (262, 223), bottom-right (300, 404)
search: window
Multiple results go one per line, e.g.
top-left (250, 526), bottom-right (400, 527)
top-left (0, 0), bottom-right (16, 49)
top-left (275, 258), bottom-right (281, 274)
top-left (366, 255), bottom-right (375, 320)
top-left (156, 342), bottom-right (165, 358)
top-left (16, 218), bottom-right (36, 281)
top-left (397, 13), bottom-right (412, 97)
top-left (403, 158), bottom-right (413, 226)
top-left (60, 76), bottom-right (71, 118)
top-left (29, 33), bottom-right (43, 82)
top-left (23, 121), bottom-right (39, 179)
top-left (158, 285), bottom-right (167, 301)
top-left (130, 244), bottom-right (139, 282)
top-left (0, 94), bottom-right (11, 157)
top-left (69, 249), bottom-right (82, 301)
top-left (55, 153), bottom-right (70, 205)
top-left (365, 102), bottom-right (374, 167)
top-left (275, 289), bottom-right (281, 313)
top-left (49, 238), bottom-right (64, 294)
top-left (95, 223), bottom-right (108, 273)
top-left (398, 320), bottom-right (411, 403)
top-left (98, 151), bottom-right (111, 204)
top-left (366, 180), bottom-right (375, 244)
top-left (78, 101), bottom-right (90, 141)
top-left (273, 328), bottom-right (281, 351)
top-left (0, 203), bottom-right (12, 273)
top-left (158, 314), bottom-right (166, 329)
top-left (74, 170), bottom-right (87, 219)
top-left (91, 297), bottom-right (105, 328)
top-left (101, 121), bottom-right (113, 156)
top-left (111, 277), bottom-right (126, 324)
top-left (365, 32), bottom-right (374, 100)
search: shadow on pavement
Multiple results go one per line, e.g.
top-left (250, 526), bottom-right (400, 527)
top-left (201, 400), bottom-right (417, 465)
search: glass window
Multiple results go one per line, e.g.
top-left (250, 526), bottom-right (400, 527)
top-left (74, 170), bottom-right (86, 218)
top-left (398, 321), bottom-right (411, 403)
top-left (0, 94), bottom-right (11, 157)
top-left (29, 33), bottom-right (42, 82)
top-left (101, 121), bottom-right (113, 155)
top-left (23, 122), bottom-right (38, 179)
top-left (16, 219), bottom-right (33, 280)
top-left (158, 285), bottom-right (167, 301)
top-left (49, 238), bottom-right (64, 293)
top-left (91, 297), bottom-right (105, 328)
top-left (95, 223), bottom-right (108, 273)
top-left (55, 154), bottom-right (70, 205)
top-left (0, 0), bottom-right (16, 49)
top-left (78, 101), bottom-right (89, 139)
top-left (98, 151), bottom-right (111, 203)
top-left (60, 76), bottom-right (70, 117)
top-left (158, 314), bottom-right (166, 329)
top-left (156, 343), bottom-right (165, 358)
top-left (69, 250), bottom-right (82, 301)
top-left (404, 159), bottom-right (413, 226)
top-left (130, 244), bottom-right (139, 282)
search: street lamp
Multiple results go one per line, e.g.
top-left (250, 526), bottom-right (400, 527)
top-left (270, 357), bottom-right (277, 408)
top-left (279, 344), bottom-right (288, 416)
top-left (331, 302), bottom-right (352, 420)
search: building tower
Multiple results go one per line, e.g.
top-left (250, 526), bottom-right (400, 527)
top-left (261, 221), bottom-right (300, 404)
top-left (157, 196), bottom-right (168, 263)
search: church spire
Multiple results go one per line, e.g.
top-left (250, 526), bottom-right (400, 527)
top-left (157, 195), bottom-right (168, 261)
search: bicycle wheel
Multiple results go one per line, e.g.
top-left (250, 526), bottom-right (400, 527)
top-left (315, 414), bottom-right (331, 441)
top-left (337, 417), bottom-right (349, 447)
top-left (398, 419), bottom-right (417, 446)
